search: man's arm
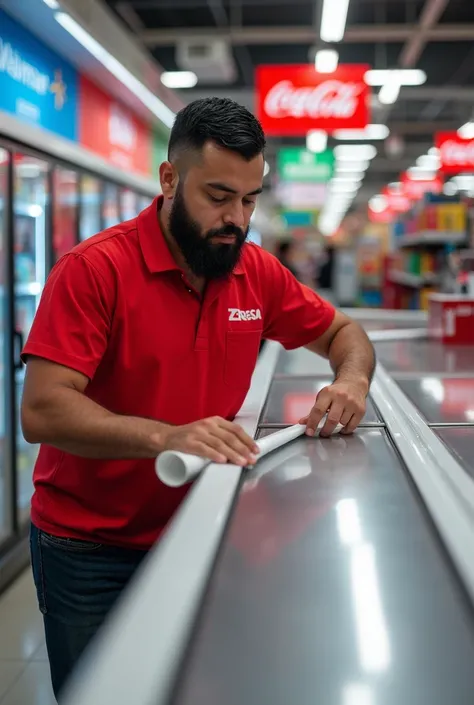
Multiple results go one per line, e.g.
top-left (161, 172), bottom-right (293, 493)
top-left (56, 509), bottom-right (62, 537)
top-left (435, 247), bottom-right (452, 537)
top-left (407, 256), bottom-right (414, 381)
top-left (301, 310), bottom-right (375, 437)
top-left (21, 357), bottom-right (258, 465)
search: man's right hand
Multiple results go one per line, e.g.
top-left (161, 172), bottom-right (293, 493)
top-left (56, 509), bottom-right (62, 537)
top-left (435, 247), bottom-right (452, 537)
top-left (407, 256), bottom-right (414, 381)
top-left (160, 416), bottom-right (259, 467)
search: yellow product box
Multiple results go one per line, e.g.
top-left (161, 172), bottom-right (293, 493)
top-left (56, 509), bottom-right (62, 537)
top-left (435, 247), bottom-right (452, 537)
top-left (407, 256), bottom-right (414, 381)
top-left (420, 252), bottom-right (435, 275)
top-left (436, 204), bottom-right (466, 233)
top-left (420, 288), bottom-right (434, 311)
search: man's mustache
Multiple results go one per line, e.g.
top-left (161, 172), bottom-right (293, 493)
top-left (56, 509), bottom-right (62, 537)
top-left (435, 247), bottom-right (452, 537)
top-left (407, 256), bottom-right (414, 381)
top-left (206, 225), bottom-right (246, 241)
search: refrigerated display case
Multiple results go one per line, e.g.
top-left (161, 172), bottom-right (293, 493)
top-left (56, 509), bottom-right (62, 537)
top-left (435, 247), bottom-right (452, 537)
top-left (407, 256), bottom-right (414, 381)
top-left (13, 153), bottom-right (49, 522)
top-left (0, 132), bottom-right (157, 589)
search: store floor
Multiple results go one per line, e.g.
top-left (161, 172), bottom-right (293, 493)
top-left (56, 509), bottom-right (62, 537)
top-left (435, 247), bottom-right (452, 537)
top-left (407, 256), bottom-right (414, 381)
top-left (0, 570), bottom-right (55, 705)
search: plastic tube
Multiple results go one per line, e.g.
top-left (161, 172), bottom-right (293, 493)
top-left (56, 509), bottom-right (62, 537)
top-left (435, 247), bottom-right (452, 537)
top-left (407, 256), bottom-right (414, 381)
top-left (156, 420), bottom-right (342, 488)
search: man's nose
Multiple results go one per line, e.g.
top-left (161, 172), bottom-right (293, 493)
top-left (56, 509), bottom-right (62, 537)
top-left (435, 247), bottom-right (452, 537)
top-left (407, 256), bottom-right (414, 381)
top-left (222, 202), bottom-right (245, 229)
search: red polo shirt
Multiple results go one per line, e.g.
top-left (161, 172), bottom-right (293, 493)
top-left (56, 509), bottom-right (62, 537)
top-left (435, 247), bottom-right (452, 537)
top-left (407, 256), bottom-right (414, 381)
top-left (22, 197), bottom-right (335, 549)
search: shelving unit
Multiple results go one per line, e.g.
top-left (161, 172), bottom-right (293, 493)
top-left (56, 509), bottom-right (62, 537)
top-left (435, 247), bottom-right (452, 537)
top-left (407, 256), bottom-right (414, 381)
top-left (397, 231), bottom-right (467, 248)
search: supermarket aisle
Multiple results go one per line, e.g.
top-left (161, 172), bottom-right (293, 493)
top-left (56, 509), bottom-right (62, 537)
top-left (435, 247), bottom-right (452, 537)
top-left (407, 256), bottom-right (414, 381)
top-left (0, 570), bottom-right (54, 705)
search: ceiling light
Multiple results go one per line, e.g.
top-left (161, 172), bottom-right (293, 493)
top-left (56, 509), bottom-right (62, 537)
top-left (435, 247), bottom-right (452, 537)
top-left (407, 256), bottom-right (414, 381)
top-left (458, 122), bottom-right (474, 139)
top-left (330, 182), bottom-right (360, 193)
top-left (315, 49), bottom-right (339, 73)
top-left (407, 167), bottom-right (436, 180)
top-left (42, 0), bottom-right (60, 8)
top-left (335, 144), bottom-right (377, 160)
top-left (320, 0), bottom-right (350, 42)
top-left (364, 69), bottom-right (427, 86)
top-left (387, 182), bottom-right (401, 191)
top-left (378, 82), bottom-right (401, 105)
top-left (443, 182), bottom-right (457, 196)
top-left (428, 147), bottom-right (440, 156)
top-left (333, 125), bottom-right (390, 141)
top-left (264, 161), bottom-right (270, 177)
top-left (55, 13), bottom-right (175, 128)
top-left (335, 160), bottom-right (370, 173)
top-left (161, 71), bottom-right (197, 89)
top-left (416, 154), bottom-right (440, 169)
top-left (332, 175), bottom-right (363, 183)
top-left (369, 195), bottom-right (388, 213)
top-left (307, 130), bottom-right (328, 153)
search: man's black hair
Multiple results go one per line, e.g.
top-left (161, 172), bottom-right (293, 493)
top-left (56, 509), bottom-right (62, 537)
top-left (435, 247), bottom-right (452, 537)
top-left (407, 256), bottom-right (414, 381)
top-left (168, 97), bottom-right (266, 162)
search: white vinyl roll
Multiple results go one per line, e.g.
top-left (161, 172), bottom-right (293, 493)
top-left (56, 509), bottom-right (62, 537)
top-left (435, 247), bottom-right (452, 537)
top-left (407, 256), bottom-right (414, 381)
top-left (156, 418), bottom-right (343, 488)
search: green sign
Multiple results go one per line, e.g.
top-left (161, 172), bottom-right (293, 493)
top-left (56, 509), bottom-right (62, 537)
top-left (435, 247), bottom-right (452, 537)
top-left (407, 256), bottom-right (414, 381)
top-left (278, 148), bottom-right (335, 183)
top-left (152, 129), bottom-right (169, 177)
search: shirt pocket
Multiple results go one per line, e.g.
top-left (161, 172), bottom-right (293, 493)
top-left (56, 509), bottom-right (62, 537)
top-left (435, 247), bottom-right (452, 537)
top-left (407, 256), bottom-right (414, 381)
top-left (224, 330), bottom-right (262, 388)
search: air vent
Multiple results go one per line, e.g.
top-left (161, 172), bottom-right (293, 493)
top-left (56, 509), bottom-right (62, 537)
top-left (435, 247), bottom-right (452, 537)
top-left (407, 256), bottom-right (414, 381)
top-left (176, 39), bottom-right (237, 84)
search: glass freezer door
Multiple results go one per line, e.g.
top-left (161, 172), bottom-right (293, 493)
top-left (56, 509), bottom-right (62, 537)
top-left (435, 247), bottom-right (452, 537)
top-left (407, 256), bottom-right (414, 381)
top-left (13, 153), bottom-right (49, 524)
top-left (0, 147), bottom-right (13, 544)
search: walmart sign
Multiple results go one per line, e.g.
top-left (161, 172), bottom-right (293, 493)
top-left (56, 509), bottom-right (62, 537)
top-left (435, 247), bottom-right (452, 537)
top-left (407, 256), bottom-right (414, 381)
top-left (0, 10), bottom-right (78, 141)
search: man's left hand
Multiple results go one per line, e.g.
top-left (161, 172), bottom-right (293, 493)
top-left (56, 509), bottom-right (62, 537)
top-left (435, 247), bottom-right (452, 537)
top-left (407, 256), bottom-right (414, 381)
top-left (299, 379), bottom-right (369, 438)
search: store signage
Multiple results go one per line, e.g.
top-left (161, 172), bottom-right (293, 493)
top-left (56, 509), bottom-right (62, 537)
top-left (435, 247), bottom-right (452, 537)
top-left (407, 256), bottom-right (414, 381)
top-left (79, 76), bottom-right (151, 176)
top-left (401, 173), bottom-right (443, 200)
top-left (276, 182), bottom-right (328, 209)
top-left (281, 211), bottom-right (316, 228)
top-left (436, 132), bottom-right (474, 174)
top-left (0, 9), bottom-right (78, 141)
top-left (277, 148), bottom-right (334, 182)
top-left (382, 185), bottom-right (411, 213)
top-left (256, 64), bottom-right (370, 136)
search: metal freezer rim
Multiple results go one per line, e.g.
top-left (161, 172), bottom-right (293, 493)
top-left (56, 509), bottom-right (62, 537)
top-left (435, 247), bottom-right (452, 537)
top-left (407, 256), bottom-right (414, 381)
top-left (60, 313), bottom-right (474, 705)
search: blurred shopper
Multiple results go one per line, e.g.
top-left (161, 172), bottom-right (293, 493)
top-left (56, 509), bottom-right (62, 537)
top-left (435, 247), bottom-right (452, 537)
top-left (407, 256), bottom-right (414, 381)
top-left (21, 97), bottom-right (375, 699)
top-left (276, 239), bottom-right (299, 279)
top-left (317, 244), bottom-right (335, 291)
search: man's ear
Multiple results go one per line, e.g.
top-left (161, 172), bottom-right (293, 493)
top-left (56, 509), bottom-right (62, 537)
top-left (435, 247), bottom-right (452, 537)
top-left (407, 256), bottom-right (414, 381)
top-left (159, 161), bottom-right (179, 200)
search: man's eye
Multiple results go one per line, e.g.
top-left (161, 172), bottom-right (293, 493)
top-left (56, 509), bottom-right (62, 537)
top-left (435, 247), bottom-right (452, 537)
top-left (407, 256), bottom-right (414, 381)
top-left (209, 195), bottom-right (226, 204)
top-left (243, 199), bottom-right (256, 206)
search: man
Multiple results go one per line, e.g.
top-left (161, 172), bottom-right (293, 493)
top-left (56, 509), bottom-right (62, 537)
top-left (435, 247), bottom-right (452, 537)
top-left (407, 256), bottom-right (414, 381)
top-left (22, 97), bottom-right (375, 698)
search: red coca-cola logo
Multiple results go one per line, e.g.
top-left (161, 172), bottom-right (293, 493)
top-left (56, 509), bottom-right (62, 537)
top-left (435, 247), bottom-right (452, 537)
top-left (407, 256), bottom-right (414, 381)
top-left (256, 64), bottom-right (370, 137)
top-left (264, 80), bottom-right (362, 120)
top-left (436, 132), bottom-right (474, 174)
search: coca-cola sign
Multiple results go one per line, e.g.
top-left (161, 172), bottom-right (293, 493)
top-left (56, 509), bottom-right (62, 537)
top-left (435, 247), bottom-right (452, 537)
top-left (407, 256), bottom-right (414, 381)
top-left (436, 132), bottom-right (474, 174)
top-left (256, 64), bottom-right (370, 136)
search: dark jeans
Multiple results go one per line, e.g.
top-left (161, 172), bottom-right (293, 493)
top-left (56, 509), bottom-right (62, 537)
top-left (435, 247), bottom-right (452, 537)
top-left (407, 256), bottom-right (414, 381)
top-left (30, 523), bottom-right (147, 701)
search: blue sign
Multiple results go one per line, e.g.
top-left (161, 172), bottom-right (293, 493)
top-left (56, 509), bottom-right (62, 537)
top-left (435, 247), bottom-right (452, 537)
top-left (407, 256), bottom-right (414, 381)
top-left (0, 9), bottom-right (78, 141)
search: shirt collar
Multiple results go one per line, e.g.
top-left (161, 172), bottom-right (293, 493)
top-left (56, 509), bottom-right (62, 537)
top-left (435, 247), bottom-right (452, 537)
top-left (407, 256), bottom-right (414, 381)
top-left (137, 196), bottom-right (245, 276)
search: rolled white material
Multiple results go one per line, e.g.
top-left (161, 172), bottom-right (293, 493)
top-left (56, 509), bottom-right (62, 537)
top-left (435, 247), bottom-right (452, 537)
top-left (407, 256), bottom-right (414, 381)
top-left (156, 419), bottom-right (343, 488)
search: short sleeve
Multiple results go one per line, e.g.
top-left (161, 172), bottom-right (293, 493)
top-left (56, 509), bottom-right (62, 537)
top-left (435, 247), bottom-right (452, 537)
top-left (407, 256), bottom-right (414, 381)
top-left (261, 253), bottom-right (336, 350)
top-left (21, 253), bottom-right (113, 379)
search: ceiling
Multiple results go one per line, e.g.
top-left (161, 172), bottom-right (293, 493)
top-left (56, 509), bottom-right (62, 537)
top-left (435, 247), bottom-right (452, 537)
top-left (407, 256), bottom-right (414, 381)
top-left (104, 0), bottom-right (474, 208)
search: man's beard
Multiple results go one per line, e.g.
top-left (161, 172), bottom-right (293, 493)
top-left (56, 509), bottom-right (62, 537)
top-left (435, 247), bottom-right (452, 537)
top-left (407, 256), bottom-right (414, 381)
top-left (168, 186), bottom-right (248, 279)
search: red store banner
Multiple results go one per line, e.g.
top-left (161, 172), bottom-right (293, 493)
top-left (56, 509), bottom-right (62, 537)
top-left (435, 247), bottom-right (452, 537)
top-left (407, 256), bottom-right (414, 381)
top-left (255, 64), bottom-right (370, 137)
top-left (79, 76), bottom-right (152, 176)
top-left (401, 172), bottom-right (443, 200)
top-left (382, 185), bottom-right (411, 213)
top-left (436, 132), bottom-right (474, 174)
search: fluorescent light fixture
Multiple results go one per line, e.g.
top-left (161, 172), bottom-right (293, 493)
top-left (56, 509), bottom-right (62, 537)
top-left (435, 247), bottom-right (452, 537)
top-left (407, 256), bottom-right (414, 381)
top-left (333, 124), bottom-right (390, 141)
top-left (330, 182), bottom-right (360, 193)
top-left (335, 144), bottom-right (377, 161)
top-left (388, 181), bottom-right (401, 191)
top-left (369, 195), bottom-right (388, 213)
top-left (407, 167), bottom-right (436, 180)
top-left (307, 130), bottom-right (328, 153)
top-left (320, 0), bottom-right (350, 42)
top-left (458, 121), bottom-right (474, 139)
top-left (42, 0), bottom-right (60, 8)
top-left (350, 543), bottom-right (391, 672)
top-left (315, 49), bottom-right (339, 73)
top-left (428, 147), bottom-right (440, 156)
top-left (264, 161), bottom-right (270, 177)
top-left (365, 69), bottom-right (427, 86)
top-left (161, 71), bottom-right (197, 89)
top-left (55, 13), bottom-right (176, 128)
top-left (416, 154), bottom-right (440, 169)
top-left (332, 175), bottom-right (363, 184)
top-left (443, 182), bottom-right (457, 196)
top-left (378, 81), bottom-right (400, 105)
top-left (335, 160), bottom-right (370, 173)
top-left (421, 378), bottom-right (445, 403)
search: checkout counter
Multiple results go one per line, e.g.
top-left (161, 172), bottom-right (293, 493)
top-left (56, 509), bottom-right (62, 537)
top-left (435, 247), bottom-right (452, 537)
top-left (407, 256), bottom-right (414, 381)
top-left (61, 310), bottom-right (474, 705)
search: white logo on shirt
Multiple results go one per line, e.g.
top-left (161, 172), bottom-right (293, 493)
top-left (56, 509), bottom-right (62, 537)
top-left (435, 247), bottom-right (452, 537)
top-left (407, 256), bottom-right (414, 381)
top-left (228, 308), bottom-right (262, 322)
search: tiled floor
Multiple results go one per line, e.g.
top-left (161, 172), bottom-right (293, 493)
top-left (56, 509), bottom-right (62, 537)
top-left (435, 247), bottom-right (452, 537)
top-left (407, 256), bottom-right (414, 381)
top-left (0, 570), bottom-right (55, 704)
